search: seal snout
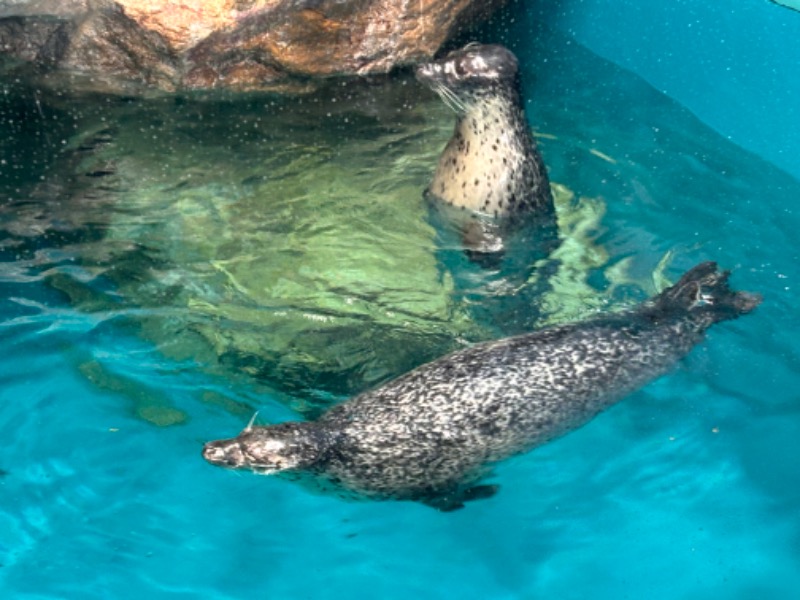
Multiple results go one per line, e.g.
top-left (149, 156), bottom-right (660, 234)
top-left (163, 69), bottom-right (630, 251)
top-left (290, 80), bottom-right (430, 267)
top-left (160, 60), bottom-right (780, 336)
top-left (415, 62), bottom-right (438, 83)
top-left (202, 439), bottom-right (244, 468)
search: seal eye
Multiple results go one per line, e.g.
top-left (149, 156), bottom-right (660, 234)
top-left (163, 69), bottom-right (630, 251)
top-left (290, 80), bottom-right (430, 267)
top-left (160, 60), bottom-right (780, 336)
top-left (454, 59), bottom-right (468, 77)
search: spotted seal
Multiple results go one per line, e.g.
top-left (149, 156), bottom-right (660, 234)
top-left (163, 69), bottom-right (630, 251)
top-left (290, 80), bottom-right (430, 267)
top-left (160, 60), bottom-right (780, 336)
top-left (416, 43), bottom-right (557, 257)
top-left (203, 262), bottom-right (760, 510)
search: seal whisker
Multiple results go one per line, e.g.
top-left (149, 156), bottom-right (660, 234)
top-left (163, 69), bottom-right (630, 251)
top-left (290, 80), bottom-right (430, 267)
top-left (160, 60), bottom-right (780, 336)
top-left (433, 83), bottom-right (466, 114)
top-left (244, 410), bottom-right (260, 432)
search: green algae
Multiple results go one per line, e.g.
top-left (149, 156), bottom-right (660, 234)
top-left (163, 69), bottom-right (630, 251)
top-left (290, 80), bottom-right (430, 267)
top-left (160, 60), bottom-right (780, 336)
top-left (77, 360), bottom-right (188, 427)
top-left (12, 77), bottom-right (635, 417)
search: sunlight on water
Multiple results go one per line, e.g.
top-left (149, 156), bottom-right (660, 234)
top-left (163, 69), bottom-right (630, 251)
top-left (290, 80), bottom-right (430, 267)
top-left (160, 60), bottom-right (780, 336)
top-left (2, 71), bottom-right (637, 415)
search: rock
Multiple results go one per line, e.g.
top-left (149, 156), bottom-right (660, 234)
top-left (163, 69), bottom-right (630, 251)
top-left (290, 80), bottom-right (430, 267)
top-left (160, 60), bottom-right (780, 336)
top-left (0, 0), bottom-right (509, 94)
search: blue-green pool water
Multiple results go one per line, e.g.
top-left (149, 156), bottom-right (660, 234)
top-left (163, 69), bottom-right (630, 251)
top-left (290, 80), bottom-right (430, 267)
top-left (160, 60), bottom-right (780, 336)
top-left (1, 7), bottom-right (799, 600)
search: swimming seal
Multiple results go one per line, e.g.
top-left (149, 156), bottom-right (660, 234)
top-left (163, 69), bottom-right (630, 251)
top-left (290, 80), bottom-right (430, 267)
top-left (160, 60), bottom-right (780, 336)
top-left (416, 43), bottom-right (556, 256)
top-left (203, 262), bottom-right (760, 511)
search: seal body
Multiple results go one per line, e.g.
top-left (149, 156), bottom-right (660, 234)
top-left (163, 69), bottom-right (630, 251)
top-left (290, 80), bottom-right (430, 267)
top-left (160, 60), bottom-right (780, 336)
top-left (416, 43), bottom-right (556, 254)
top-left (204, 262), bottom-right (760, 510)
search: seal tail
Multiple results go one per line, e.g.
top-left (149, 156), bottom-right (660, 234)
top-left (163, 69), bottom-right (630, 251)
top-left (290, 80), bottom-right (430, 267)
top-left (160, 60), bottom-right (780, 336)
top-left (649, 261), bottom-right (762, 326)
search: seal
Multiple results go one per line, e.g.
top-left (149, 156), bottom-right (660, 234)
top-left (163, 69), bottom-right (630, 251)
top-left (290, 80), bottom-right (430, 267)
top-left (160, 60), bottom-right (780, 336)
top-left (416, 43), bottom-right (557, 256)
top-left (203, 262), bottom-right (760, 511)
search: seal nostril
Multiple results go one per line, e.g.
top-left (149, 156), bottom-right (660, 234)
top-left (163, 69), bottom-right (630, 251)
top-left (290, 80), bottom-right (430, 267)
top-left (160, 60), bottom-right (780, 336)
top-left (202, 439), bottom-right (248, 469)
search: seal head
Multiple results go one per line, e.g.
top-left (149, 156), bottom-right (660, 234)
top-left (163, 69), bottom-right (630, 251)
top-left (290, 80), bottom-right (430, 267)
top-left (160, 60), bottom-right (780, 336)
top-left (203, 421), bottom-right (325, 475)
top-left (416, 43), bottom-right (521, 102)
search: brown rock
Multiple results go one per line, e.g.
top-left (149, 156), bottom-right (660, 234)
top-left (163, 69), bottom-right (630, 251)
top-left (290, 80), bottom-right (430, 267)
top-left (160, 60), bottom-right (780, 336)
top-left (0, 0), bottom-right (509, 94)
top-left (118, 0), bottom-right (280, 52)
top-left (39, 6), bottom-right (181, 91)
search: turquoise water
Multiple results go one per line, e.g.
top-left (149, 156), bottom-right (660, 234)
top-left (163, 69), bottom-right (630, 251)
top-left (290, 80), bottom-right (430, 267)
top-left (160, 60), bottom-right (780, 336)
top-left (2, 10), bottom-right (800, 600)
top-left (541, 0), bottom-right (800, 183)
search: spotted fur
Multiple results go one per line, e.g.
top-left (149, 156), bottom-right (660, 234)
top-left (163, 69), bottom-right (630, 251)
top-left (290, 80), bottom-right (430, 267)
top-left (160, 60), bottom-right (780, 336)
top-left (203, 262), bottom-right (760, 510)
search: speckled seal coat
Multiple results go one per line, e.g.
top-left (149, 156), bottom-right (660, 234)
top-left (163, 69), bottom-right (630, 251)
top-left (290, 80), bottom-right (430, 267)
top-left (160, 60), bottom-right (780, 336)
top-left (416, 43), bottom-right (556, 252)
top-left (203, 262), bottom-right (760, 510)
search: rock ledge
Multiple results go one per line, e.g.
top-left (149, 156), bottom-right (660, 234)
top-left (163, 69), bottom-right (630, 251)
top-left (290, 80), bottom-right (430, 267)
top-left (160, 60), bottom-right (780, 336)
top-left (0, 0), bottom-right (508, 94)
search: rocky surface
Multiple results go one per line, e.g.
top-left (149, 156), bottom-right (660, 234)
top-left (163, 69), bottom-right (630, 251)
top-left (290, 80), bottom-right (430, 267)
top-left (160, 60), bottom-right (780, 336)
top-left (0, 0), bottom-right (508, 94)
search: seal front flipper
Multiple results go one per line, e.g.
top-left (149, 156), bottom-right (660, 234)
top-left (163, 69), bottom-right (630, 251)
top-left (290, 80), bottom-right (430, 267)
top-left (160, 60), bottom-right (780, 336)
top-left (419, 484), bottom-right (500, 512)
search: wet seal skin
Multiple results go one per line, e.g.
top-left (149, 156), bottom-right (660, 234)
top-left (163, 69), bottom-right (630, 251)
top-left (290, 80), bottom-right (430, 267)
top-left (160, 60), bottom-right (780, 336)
top-left (204, 262), bottom-right (761, 511)
top-left (416, 43), bottom-right (557, 262)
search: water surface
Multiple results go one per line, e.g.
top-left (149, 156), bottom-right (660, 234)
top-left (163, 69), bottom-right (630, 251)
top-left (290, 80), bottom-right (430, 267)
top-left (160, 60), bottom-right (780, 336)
top-left (1, 19), bottom-right (798, 600)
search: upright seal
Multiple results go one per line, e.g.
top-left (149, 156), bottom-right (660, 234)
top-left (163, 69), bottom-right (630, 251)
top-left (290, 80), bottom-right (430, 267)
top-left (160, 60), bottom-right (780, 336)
top-left (416, 43), bottom-right (557, 257)
top-left (204, 262), bottom-right (760, 511)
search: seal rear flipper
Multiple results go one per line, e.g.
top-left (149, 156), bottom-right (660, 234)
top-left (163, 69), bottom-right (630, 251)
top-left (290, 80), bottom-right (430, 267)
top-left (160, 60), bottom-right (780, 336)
top-left (419, 484), bottom-right (500, 512)
top-left (648, 261), bottom-right (762, 325)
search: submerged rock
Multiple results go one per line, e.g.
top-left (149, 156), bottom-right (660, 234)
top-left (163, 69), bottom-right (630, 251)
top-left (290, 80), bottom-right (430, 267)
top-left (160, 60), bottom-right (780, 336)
top-left (1, 75), bottom-right (625, 418)
top-left (0, 0), bottom-right (509, 94)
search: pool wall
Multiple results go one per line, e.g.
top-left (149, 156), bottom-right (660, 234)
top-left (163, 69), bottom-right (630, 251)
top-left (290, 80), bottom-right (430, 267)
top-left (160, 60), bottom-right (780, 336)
top-left (529, 0), bottom-right (800, 181)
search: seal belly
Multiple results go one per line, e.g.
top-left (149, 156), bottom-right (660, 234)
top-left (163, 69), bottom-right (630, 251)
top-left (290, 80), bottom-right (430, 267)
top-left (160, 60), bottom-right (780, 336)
top-left (428, 105), bottom-right (532, 217)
